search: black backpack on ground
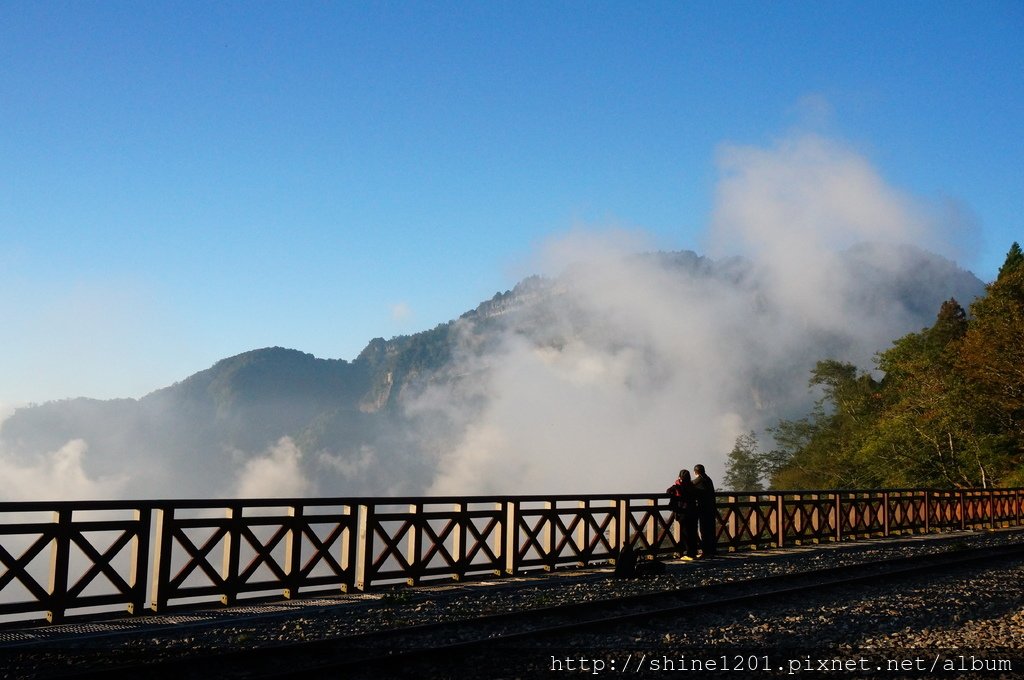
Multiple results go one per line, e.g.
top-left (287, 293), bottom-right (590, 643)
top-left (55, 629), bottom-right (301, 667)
top-left (634, 551), bottom-right (666, 576)
top-left (613, 543), bottom-right (637, 578)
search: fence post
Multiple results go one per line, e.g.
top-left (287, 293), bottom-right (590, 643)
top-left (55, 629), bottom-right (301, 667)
top-left (407, 502), bottom-right (422, 585)
top-left (355, 503), bottom-right (372, 591)
top-left (46, 508), bottom-right (72, 623)
top-left (776, 494), bottom-right (785, 548)
top-left (882, 492), bottom-right (890, 538)
top-left (128, 507), bottom-right (151, 615)
top-left (543, 500), bottom-right (556, 571)
top-left (832, 493), bottom-right (841, 543)
top-left (341, 504), bottom-right (358, 592)
top-left (989, 488), bottom-right (996, 530)
top-left (670, 497), bottom-right (681, 552)
top-left (618, 497), bottom-right (630, 549)
top-left (492, 501), bottom-right (504, 576)
top-left (505, 500), bottom-right (519, 575)
top-left (725, 496), bottom-right (736, 548)
top-left (150, 507), bottom-right (173, 611)
top-left (220, 505), bottom-right (241, 606)
top-left (452, 502), bottom-right (465, 580)
top-left (284, 504), bottom-right (303, 599)
top-left (924, 490), bottom-right (931, 534)
top-left (576, 500), bottom-right (588, 564)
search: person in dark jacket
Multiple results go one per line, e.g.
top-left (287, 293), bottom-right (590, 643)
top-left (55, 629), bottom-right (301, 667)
top-left (667, 469), bottom-right (699, 560)
top-left (692, 464), bottom-right (718, 558)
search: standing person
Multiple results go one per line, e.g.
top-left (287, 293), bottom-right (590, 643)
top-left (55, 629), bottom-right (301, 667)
top-left (692, 464), bottom-right (718, 558)
top-left (667, 469), bottom-right (700, 560)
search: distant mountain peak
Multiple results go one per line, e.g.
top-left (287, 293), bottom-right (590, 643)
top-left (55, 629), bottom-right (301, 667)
top-left (0, 244), bottom-right (986, 500)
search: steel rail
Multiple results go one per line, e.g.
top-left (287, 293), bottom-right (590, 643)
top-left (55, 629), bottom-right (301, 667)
top-left (16, 540), bottom-right (1024, 679)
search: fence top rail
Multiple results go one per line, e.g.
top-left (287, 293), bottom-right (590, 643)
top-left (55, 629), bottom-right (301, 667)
top-left (726, 487), bottom-right (1023, 496)
top-left (0, 487), bottom-right (1019, 513)
top-left (0, 493), bottom-right (662, 512)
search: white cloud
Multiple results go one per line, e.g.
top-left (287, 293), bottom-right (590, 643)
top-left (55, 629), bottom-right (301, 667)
top-left (232, 437), bottom-right (311, 498)
top-left (317, 445), bottom-right (377, 479)
top-left (0, 439), bottom-right (128, 501)
top-left (391, 302), bottom-right (413, 322)
top-left (709, 133), bottom-right (928, 259)
top-left (422, 130), bottom-right (968, 496)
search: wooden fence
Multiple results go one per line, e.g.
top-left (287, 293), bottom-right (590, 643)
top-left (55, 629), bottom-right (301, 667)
top-left (0, 488), bottom-right (1021, 624)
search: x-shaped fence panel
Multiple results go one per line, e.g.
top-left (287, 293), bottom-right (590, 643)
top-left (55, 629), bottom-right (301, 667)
top-left (227, 515), bottom-right (293, 604)
top-left (361, 507), bottom-right (437, 585)
top-left (512, 500), bottom-right (619, 571)
top-left (0, 506), bottom-right (148, 623)
top-left (0, 516), bottom-right (60, 619)
top-left (963, 491), bottom-right (992, 528)
top-left (621, 498), bottom-right (675, 555)
top-left (990, 490), bottom-right (1023, 525)
top-left (152, 509), bottom-right (232, 610)
top-left (151, 502), bottom-right (359, 611)
top-left (285, 506), bottom-right (357, 596)
top-left (779, 493), bottom-right (834, 544)
top-left (722, 495), bottom-right (775, 548)
top-left (838, 493), bottom-right (887, 538)
top-left (929, 491), bottom-right (962, 530)
top-left (460, 506), bottom-right (505, 571)
top-left (887, 491), bottom-right (928, 533)
top-left (359, 501), bottom-right (507, 587)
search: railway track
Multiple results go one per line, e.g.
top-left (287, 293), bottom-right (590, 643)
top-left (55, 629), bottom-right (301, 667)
top-left (17, 540), bottom-right (1024, 679)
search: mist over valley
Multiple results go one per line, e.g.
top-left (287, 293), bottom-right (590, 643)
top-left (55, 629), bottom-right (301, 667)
top-left (0, 243), bottom-right (983, 500)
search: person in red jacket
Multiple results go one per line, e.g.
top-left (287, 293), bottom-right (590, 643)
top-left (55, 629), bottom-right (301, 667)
top-left (667, 469), bottom-right (699, 560)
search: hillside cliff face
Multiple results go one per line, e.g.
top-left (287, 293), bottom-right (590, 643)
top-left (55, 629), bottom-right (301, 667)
top-left (0, 246), bottom-right (987, 499)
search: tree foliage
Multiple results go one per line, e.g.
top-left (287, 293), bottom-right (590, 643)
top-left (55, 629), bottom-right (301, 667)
top-left (763, 243), bottom-right (1024, 489)
top-left (765, 361), bottom-right (883, 489)
top-left (723, 431), bottom-right (765, 491)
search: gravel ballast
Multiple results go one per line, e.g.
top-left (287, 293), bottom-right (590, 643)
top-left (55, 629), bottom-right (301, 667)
top-left (2, 528), bottom-right (1022, 678)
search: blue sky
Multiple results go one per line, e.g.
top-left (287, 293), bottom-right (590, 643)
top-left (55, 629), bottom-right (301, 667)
top-left (1, 1), bottom-right (1021, 407)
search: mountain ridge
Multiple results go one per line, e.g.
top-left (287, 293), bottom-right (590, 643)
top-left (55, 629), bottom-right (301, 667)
top-left (0, 245), bottom-right (987, 499)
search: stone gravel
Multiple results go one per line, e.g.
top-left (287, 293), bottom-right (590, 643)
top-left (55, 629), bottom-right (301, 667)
top-left (3, 528), bottom-right (1023, 678)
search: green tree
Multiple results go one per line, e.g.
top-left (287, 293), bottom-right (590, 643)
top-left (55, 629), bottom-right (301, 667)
top-left (870, 299), bottom-right (995, 487)
top-left (957, 247), bottom-right (1024, 483)
top-left (961, 257), bottom-right (1024, 428)
top-left (997, 241), bottom-right (1023, 280)
top-left (767, 361), bottom-right (883, 489)
top-left (723, 431), bottom-right (765, 491)
top-left (765, 244), bottom-right (1024, 490)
